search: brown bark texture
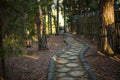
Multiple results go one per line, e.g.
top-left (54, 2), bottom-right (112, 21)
top-left (0, 1), bottom-right (6, 80)
top-left (99, 0), bottom-right (115, 54)
top-left (35, 0), bottom-right (48, 50)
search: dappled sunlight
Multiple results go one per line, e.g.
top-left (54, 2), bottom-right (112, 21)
top-left (53, 55), bottom-right (67, 63)
top-left (110, 55), bottom-right (120, 62)
top-left (1, 0), bottom-right (120, 79)
top-left (97, 51), bottom-right (120, 62)
top-left (103, 1), bottom-right (115, 26)
top-left (53, 55), bottom-right (57, 61)
top-left (32, 36), bottom-right (38, 42)
top-left (97, 51), bottom-right (106, 56)
top-left (24, 55), bottom-right (39, 60)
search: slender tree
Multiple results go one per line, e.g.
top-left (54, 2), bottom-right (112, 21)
top-left (35, 0), bottom-right (48, 50)
top-left (56, 0), bottom-right (59, 35)
top-left (47, 6), bottom-right (50, 34)
top-left (63, 0), bottom-right (66, 33)
top-left (47, 4), bottom-right (52, 35)
top-left (50, 9), bottom-right (52, 34)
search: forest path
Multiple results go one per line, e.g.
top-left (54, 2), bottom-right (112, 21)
top-left (48, 34), bottom-right (95, 80)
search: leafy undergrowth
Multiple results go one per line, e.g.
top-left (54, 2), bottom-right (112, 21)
top-left (5, 35), bottom-right (66, 80)
top-left (77, 35), bottom-right (120, 80)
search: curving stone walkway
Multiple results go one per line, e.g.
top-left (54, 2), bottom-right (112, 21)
top-left (54, 36), bottom-right (89, 80)
top-left (48, 34), bottom-right (96, 80)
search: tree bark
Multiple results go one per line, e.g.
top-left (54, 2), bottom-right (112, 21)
top-left (0, 1), bottom-right (6, 80)
top-left (56, 0), bottom-right (59, 35)
top-left (50, 11), bottom-right (52, 34)
top-left (35, 0), bottom-right (48, 50)
top-left (63, 0), bottom-right (66, 33)
top-left (99, 0), bottom-right (115, 54)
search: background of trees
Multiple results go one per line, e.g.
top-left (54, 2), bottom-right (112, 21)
top-left (0, 0), bottom-right (120, 80)
top-left (62, 0), bottom-right (119, 55)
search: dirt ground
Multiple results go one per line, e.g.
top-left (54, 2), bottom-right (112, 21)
top-left (5, 35), bottom-right (66, 80)
top-left (77, 35), bottom-right (120, 80)
top-left (4, 35), bottom-right (120, 80)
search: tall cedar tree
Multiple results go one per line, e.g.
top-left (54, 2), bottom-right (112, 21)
top-left (99, 0), bottom-right (115, 54)
top-left (0, 1), bottom-right (6, 80)
top-left (35, 0), bottom-right (48, 50)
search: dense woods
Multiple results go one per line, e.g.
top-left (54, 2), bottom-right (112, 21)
top-left (0, 0), bottom-right (120, 80)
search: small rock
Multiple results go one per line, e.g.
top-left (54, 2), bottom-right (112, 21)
top-left (67, 56), bottom-right (78, 60)
top-left (56, 73), bottom-right (66, 77)
top-left (66, 63), bottom-right (79, 67)
top-left (56, 67), bottom-right (71, 72)
top-left (57, 58), bottom-right (69, 64)
top-left (58, 77), bottom-right (74, 80)
top-left (69, 71), bottom-right (85, 77)
top-left (59, 54), bottom-right (69, 58)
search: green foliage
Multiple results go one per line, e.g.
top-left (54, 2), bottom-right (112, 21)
top-left (1, 0), bottom-right (38, 56)
top-left (89, 0), bottom-right (99, 11)
top-left (1, 0), bottom-right (55, 56)
top-left (114, 0), bottom-right (120, 9)
top-left (62, 0), bottom-right (99, 29)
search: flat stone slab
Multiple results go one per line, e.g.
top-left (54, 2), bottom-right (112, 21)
top-left (68, 49), bottom-right (76, 51)
top-left (59, 54), bottom-right (69, 58)
top-left (65, 51), bottom-right (72, 54)
top-left (67, 56), bottom-right (78, 60)
top-left (56, 73), bottom-right (66, 77)
top-left (58, 77), bottom-right (74, 80)
top-left (70, 60), bottom-right (79, 63)
top-left (74, 66), bottom-right (84, 70)
top-left (56, 67), bottom-right (71, 72)
top-left (57, 58), bottom-right (69, 64)
top-left (67, 52), bottom-right (79, 56)
top-left (66, 63), bottom-right (79, 67)
top-left (56, 64), bottom-right (64, 68)
top-left (69, 71), bottom-right (85, 77)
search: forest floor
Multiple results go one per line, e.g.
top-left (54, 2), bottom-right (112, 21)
top-left (77, 35), bottom-right (120, 80)
top-left (5, 34), bottom-right (120, 80)
top-left (5, 35), bottom-right (66, 80)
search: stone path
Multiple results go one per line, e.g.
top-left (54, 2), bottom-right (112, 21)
top-left (52, 35), bottom-right (90, 80)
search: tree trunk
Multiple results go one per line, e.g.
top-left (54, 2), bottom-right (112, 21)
top-left (56, 0), bottom-right (59, 35)
top-left (99, 0), bottom-right (115, 54)
top-left (35, 0), bottom-right (48, 50)
top-left (0, 16), bottom-right (6, 80)
top-left (0, 1), bottom-right (6, 80)
top-left (48, 7), bottom-right (50, 35)
top-left (36, 13), bottom-right (42, 50)
top-left (64, 0), bottom-right (66, 33)
top-left (42, 12), bottom-right (48, 49)
top-left (50, 11), bottom-right (52, 34)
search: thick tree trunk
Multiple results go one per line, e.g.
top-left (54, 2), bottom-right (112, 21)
top-left (99, 0), bottom-right (115, 54)
top-left (0, 1), bottom-right (6, 80)
top-left (0, 16), bottom-right (6, 80)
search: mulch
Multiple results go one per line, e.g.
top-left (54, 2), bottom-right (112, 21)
top-left (77, 35), bottom-right (120, 80)
top-left (5, 35), bottom-right (66, 80)
top-left (3, 35), bottom-right (120, 80)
